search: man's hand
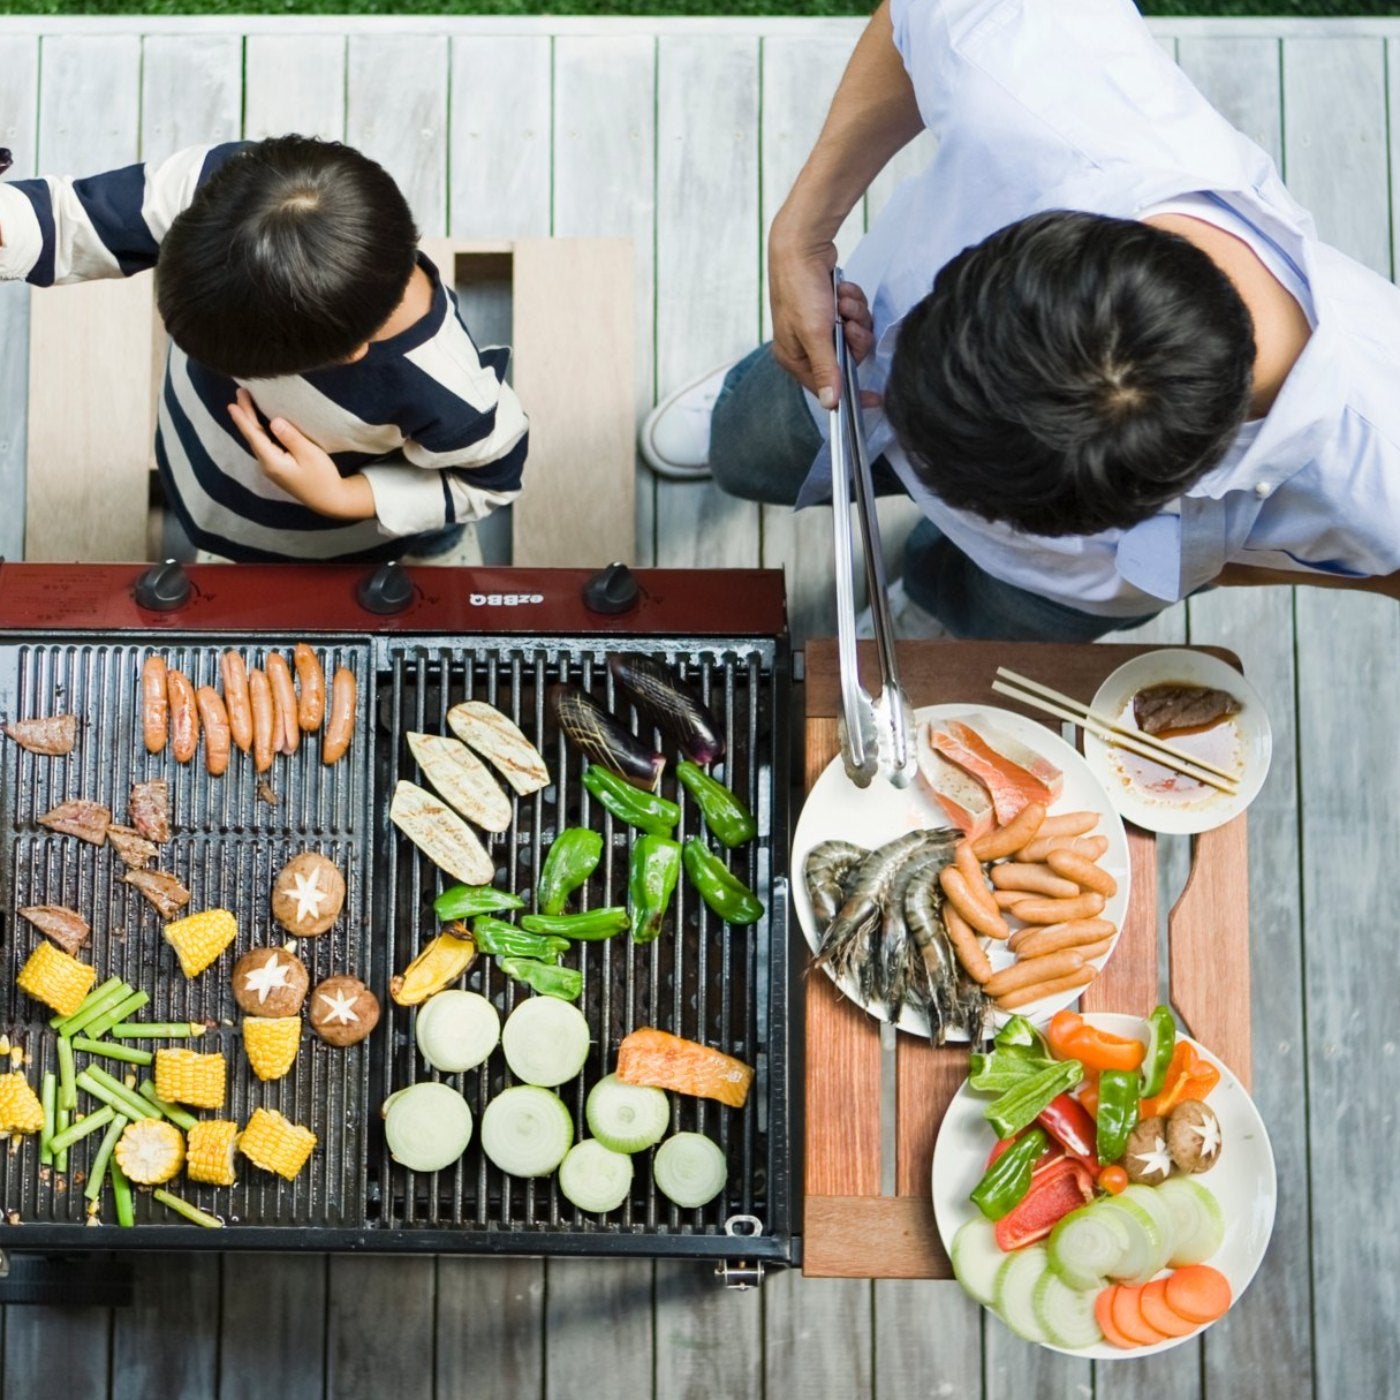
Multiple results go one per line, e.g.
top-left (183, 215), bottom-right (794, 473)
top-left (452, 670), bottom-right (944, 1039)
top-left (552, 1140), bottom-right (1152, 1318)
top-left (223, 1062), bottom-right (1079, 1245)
top-left (227, 388), bottom-right (375, 521)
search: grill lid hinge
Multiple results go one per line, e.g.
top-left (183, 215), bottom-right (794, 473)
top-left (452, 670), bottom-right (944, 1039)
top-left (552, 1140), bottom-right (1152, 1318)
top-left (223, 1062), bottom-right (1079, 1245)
top-left (714, 1215), bottom-right (768, 1290)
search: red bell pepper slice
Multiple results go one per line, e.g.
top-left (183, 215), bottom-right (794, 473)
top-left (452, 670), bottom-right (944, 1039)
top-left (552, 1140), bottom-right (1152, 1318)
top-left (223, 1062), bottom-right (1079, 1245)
top-left (1037, 1093), bottom-right (1101, 1178)
top-left (994, 1156), bottom-right (1096, 1252)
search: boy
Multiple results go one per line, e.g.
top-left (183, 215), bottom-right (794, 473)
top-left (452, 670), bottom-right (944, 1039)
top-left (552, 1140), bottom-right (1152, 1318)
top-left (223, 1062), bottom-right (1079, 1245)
top-left (0, 136), bottom-right (527, 562)
top-left (642, 0), bottom-right (1400, 640)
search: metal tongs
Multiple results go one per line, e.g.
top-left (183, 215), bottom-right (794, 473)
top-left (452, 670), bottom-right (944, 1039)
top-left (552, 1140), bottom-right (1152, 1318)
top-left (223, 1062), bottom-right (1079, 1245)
top-left (829, 269), bottom-right (917, 789)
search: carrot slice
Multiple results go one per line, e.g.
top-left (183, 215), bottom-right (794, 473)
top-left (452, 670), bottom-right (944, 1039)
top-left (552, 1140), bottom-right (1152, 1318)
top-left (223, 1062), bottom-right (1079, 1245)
top-left (1164, 1265), bottom-right (1233, 1324)
top-left (1112, 1283), bottom-right (1170, 1347)
top-left (1094, 1287), bottom-right (1140, 1350)
top-left (1140, 1279), bottom-right (1198, 1339)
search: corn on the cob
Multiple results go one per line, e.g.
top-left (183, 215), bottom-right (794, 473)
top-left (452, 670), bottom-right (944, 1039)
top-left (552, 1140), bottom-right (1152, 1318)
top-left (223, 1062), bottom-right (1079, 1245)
top-left (242, 1017), bottom-right (302, 1081)
top-left (154, 1048), bottom-right (227, 1109)
top-left (16, 943), bottom-right (97, 1016)
top-left (114, 1117), bottom-right (185, 1184)
top-left (0, 1073), bottom-right (45, 1134)
top-left (186, 1119), bottom-right (240, 1186)
top-left (163, 909), bottom-right (237, 979)
top-left (239, 1107), bottom-right (316, 1180)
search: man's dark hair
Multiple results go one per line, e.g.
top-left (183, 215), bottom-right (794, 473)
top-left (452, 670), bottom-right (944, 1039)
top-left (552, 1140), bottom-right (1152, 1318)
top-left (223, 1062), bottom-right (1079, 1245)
top-left (883, 210), bottom-right (1255, 537)
top-left (156, 136), bottom-right (420, 380)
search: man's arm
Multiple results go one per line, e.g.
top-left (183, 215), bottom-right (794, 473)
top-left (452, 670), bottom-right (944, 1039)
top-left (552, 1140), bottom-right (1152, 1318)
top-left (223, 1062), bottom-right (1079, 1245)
top-left (767, 0), bottom-right (925, 407)
top-left (1215, 563), bottom-right (1400, 601)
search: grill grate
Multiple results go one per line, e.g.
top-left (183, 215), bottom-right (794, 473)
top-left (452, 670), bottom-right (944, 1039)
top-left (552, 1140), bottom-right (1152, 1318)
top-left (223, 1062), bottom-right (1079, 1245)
top-left (373, 638), bottom-right (787, 1244)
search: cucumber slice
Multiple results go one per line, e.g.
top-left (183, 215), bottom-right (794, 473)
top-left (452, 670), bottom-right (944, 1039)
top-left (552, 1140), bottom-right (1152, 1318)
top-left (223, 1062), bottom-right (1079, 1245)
top-left (501, 997), bottom-right (591, 1087)
top-left (1119, 1184), bottom-right (1177, 1277)
top-left (1033, 1268), bottom-right (1104, 1350)
top-left (559, 1139), bottom-right (634, 1213)
top-left (653, 1132), bottom-right (727, 1208)
top-left (383, 1082), bottom-right (474, 1172)
top-left (481, 1085), bottom-right (574, 1176)
top-left (1046, 1203), bottom-right (1132, 1291)
top-left (950, 1216), bottom-right (1006, 1307)
top-left (1155, 1177), bottom-right (1226, 1267)
top-left (416, 990), bottom-right (501, 1073)
top-left (994, 1243), bottom-right (1050, 1343)
top-left (585, 1074), bottom-right (670, 1154)
top-left (1095, 1196), bottom-right (1165, 1286)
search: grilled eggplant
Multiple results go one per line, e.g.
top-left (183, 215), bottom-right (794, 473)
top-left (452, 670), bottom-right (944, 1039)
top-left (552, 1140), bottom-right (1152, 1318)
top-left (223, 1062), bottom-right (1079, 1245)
top-left (38, 799), bottom-right (111, 845)
top-left (445, 701), bottom-right (550, 796)
top-left (3, 715), bottom-right (77, 756)
top-left (406, 732), bottom-right (512, 833)
top-left (547, 684), bottom-right (665, 790)
top-left (19, 905), bottom-right (91, 954)
top-left (607, 654), bottom-right (724, 764)
top-left (390, 780), bottom-right (496, 886)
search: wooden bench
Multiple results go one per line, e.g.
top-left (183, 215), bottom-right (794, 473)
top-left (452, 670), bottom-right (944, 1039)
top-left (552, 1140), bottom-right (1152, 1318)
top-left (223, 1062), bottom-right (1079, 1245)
top-left (20, 237), bottom-right (635, 568)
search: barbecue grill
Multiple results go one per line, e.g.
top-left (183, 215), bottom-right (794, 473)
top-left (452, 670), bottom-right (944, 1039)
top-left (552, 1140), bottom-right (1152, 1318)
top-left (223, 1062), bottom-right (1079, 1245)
top-left (0, 561), bottom-right (795, 1283)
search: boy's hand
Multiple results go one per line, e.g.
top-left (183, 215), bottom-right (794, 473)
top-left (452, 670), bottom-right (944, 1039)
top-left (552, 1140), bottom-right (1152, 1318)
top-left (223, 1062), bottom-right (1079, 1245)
top-left (228, 389), bottom-right (375, 521)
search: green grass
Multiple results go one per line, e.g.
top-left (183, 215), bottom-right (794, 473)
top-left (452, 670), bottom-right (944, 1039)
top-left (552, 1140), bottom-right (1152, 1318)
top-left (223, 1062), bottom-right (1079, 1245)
top-left (4, 0), bottom-right (1398, 16)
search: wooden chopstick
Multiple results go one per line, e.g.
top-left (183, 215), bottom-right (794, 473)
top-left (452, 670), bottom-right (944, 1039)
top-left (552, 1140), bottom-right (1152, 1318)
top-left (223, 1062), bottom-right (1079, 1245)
top-left (990, 676), bottom-right (1240, 795)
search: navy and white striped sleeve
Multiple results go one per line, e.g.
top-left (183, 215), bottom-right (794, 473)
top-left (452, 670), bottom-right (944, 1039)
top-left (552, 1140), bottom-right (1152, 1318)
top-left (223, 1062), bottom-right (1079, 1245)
top-left (0, 142), bottom-right (244, 287)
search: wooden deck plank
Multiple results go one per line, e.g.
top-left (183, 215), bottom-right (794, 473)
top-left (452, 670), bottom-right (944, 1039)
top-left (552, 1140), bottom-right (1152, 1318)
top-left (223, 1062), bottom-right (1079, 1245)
top-left (654, 1261), bottom-right (762, 1400)
top-left (763, 1271), bottom-right (872, 1400)
top-left (652, 33), bottom-right (763, 576)
top-left (437, 1256), bottom-right (544, 1399)
top-left (873, 1280), bottom-right (982, 1396)
top-left (219, 1255), bottom-right (328, 1400)
top-left (551, 33), bottom-right (657, 564)
top-left (110, 1256), bottom-right (220, 1400)
top-left (543, 1259), bottom-right (652, 1400)
top-left (326, 1256), bottom-right (436, 1400)
top-left (346, 34), bottom-right (449, 238)
top-left (1, 1306), bottom-right (109, 1399)
top-left (140, 33), bottom-right (242, 165)
top-left (244, 34), bottom-right (346, 141)
top-left (0, 35), bottom-right (37, 562)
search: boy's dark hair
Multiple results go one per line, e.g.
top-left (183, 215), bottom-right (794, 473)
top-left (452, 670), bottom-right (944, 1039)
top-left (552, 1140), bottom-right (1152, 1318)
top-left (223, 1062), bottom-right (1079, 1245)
top-left (156, 136), bottom-right (419, 380)
top-left (883, 210), bottom-right (1255, 537)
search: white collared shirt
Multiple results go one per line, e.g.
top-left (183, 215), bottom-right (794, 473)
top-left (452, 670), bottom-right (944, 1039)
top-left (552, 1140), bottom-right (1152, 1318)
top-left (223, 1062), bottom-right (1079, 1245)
top-left (798, 0), bottom-right (1400, 615)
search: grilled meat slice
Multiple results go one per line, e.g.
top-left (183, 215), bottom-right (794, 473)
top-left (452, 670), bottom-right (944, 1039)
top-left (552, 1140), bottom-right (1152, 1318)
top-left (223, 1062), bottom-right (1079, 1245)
top-left (38, 799), bottom-right (111, 845)
top-left (123, 868), bottom-right (192, 919)
top-left (3, 715), bottom-right (77, 755)
top-left (129, 780), bottom-right (172, 843)
top-left (1132, 683), bottom-right (1242, 737)
top-left (107, 825), bottom-right (159, 869)
top-left (18, 905), bottom-right (91, 954)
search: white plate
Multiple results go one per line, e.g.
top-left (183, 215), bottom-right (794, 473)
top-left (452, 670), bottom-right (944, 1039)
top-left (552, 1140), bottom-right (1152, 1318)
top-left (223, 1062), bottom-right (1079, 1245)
top-left (792, 703), bottom-right (1131, 1039)
top-left (1082, 650), bottom-right (1271, 836)
top-left (932, 1012), bottom-right (1277, 1359)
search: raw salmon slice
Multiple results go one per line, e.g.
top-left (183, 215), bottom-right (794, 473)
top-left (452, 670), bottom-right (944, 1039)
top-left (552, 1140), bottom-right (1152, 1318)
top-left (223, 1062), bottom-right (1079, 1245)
top-left (948, 715), bottom-right (1064, 801)
top-left (928, 721), bottom-right (1054, 826)
top-left (916, 726), bottom-right (996, 841)
top-left (616, 1028), bottom-right (754, 1109)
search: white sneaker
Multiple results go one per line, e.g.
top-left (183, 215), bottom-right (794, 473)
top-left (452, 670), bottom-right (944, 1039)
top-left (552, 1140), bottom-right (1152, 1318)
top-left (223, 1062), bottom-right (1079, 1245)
top-left (855, 579), bottom-right (952, 640)
top-left (638, 361), bottom-right (736, 479)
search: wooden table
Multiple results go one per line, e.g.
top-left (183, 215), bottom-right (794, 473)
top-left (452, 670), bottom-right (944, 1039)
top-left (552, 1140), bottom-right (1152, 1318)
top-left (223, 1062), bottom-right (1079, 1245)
top-left (800, 639), bottom-right (1251, 1279)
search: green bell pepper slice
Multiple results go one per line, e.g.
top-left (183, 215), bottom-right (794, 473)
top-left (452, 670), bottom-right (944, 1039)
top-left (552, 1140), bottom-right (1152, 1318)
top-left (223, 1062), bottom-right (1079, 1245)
top-left (970, 1127), bottom-right (1048, 1221)
top-left (968, 1050), bottom-right (1058, 1095)
top-left (983, 1058), bottom-right (1083, 1140)
top-left (628, 834), bottom-right (682, 945)
top-left (1140, 1004), bottom-right (1178, 1099)
top-left (582, 766), bottom-right (680, 836)
top-left (536, 827), bottom-right (604, 915)
top-left (994, 1014), bottom-right (1051, 1058)
top-left (675, 761), bottom-right (756, 848)
top-left (1095, 1069), bottom-right (1141, 1165)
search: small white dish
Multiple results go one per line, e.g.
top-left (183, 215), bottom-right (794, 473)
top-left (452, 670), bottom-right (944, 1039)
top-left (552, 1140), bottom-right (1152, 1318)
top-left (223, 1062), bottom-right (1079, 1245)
top-left (1081, 649), bottom-right (1271, 836)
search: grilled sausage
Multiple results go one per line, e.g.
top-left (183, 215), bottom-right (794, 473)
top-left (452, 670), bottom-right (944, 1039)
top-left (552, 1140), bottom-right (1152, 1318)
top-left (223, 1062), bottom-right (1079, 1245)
top-left (195, 686), bottom-right (231, 777)
top-left (1046, 848), bottom-right (1119, 898)
top-left (142, 655), bottom-right (169, 754)
top-left (166, 668), bottom-right (199, 764)
top-left (249, 668), bottom-right (275, 774)
top-left (322, 667), bottom-right (356, 765)
top-left (1008, 891), bottom-right (1107, 926)
top-left (971, 801), bottom-right (1046, 862)
top-left (221, 650), bottom-right (253, 754)
top-left (293, 643), bottom-right (325, 731)
top-left (266, 653), bottom-right (299, 755)
top-left (995, 966), bottom-right (1096, 1012)
top-left (939, 866), bottom-right (1010, 940)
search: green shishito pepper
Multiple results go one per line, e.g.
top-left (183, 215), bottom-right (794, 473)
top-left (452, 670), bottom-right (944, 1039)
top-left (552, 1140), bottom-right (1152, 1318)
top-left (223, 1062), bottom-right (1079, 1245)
top-left (519, 907), bottom-right (629, 940)
top-left (581, 765), bottom-right (680, 836)
top-left (498, 957), bottom-right (583, 1002)
top-left (536, 828), bottom-right (604, 915)
top-left (970, 1126), bottom-right (1048, 1221)
top-left (628, 835), bottom-right (682, 945)
top-left (472, 915), bottom-right (570, 963)
top-left (1095, 1069), bottom-right (1141, 1165)
top-left (1140, 1004), bottom-right (1178, 1099)
top-left (983, 1058), bottom-right (1083, 1140)
top-left (434, 883), bottom-right (526, 921)
top-left (675, 761), bottom-right (757, 848)
top-left (681, 838), bottom-right (763, 926)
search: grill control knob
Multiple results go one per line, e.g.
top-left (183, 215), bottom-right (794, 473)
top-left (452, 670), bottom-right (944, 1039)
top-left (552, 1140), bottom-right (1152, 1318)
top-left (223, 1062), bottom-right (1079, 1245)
top-left (357, 561), bottom-right (415, 615)
top-left (134, 559), bottom-right (192, 612)
top-left (583, 561), bottom-right (639, 615)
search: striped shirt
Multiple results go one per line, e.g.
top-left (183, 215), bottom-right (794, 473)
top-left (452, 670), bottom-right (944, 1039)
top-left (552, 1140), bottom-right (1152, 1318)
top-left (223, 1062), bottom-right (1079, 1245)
top-left (0, 143), bottom-right (528, 562)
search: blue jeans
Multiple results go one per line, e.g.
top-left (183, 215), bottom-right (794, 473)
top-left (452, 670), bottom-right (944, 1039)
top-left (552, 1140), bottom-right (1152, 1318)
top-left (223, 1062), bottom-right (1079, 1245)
top-left (709, 345), bottom-right (1164, 642)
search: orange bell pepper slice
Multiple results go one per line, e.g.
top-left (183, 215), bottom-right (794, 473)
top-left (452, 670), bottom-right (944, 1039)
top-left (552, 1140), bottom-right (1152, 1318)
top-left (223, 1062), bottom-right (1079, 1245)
top-left (1139, 1041), bottom-right (1220, 1118)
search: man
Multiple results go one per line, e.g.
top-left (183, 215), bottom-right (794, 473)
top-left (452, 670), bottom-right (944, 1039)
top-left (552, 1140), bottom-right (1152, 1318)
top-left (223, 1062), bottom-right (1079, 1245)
top-left (641, 0), bottom-right (1400, 640)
